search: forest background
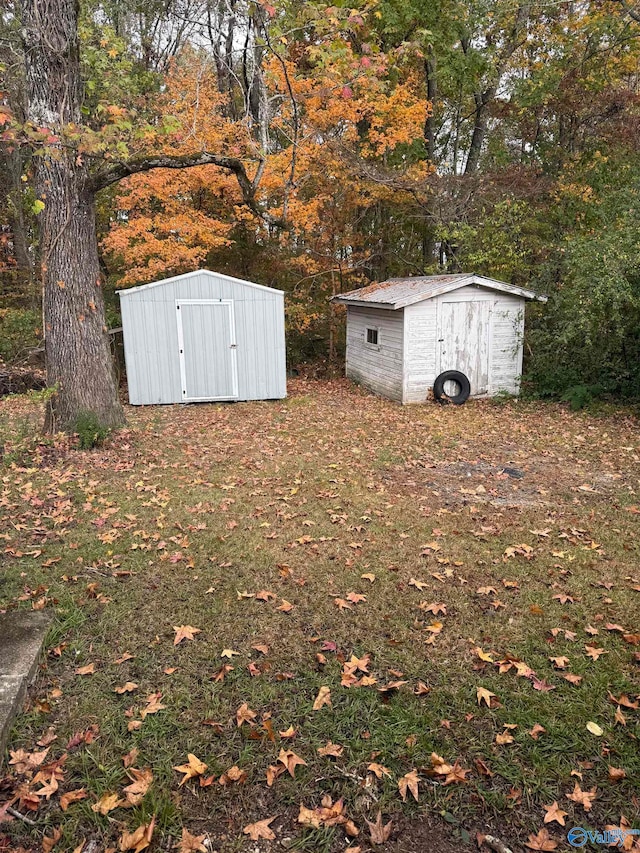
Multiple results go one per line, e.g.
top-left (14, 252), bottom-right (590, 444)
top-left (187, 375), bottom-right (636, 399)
top-left (2, 0), bottom-right (640, 403)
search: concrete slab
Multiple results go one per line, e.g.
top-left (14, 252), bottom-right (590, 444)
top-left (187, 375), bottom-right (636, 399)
top-left (0, 610), bottom-right (51, 760)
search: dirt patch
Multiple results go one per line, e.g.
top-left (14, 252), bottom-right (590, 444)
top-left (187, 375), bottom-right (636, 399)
top-left (381, 449), bottom-right (630, 510)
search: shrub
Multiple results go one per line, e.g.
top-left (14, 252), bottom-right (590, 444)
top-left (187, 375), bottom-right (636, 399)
top-left (561, 384), bottom-right (604, 411)
top-left (74, 411), bottom-right (110, 449)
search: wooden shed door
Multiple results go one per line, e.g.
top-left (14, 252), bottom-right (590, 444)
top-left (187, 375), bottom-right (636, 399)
top-left (176, 300), bottom-right (238, 401)
top-left (438, 301), bottom-right (491, 396)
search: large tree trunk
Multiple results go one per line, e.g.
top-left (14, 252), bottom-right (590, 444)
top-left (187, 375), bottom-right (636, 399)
top-left (21, 0), bottom-right (124, 432)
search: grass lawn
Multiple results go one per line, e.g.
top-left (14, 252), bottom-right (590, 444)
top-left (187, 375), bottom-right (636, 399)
top-left (1, 378), bottom-right (639, 853)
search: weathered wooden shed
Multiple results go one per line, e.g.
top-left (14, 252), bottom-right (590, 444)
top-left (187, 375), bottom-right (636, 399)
top-left (334, 273), bottom-right (546, 403)
top-left (117, 269), bottom-right (286, 405)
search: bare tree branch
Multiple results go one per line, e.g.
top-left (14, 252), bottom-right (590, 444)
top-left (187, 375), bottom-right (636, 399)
top-left (90, 150), bottom-right (287, 227)
top-left (613, 0), bottom-right (640, 23)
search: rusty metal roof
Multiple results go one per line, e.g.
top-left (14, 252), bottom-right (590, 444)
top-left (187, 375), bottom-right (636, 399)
top-left (333, 274), bottom-right (547, 309)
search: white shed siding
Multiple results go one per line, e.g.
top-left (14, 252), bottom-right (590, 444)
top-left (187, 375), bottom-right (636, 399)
top-left (341, 276), bottom-right (535, 404)
top-left (379, 284), bottom-right (525, 404)
top-left (402, 299), bottom-right (438, 403)
top-left (121, 295), bottom-right (182, 404)
top-left (119, 270), bottom-right (286, 405)
top-left (345, 306), bottom-right (404, 401)
top-left (488, 294), bottom-right (524, 395)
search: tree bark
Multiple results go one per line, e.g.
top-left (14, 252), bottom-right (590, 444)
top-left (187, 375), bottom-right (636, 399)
top-left (21, 0), bottom-right (124, 432)
top-left (422, 54), bottom-right (438, 266)
top-left (464, 87), bottom-right (496, 174)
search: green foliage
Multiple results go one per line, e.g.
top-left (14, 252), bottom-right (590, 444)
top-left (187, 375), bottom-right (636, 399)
top-left (560, 385), bottom-right (603, 411)
top-left (524, 157), bottom-right (640, 400)
top-left (73, 410), bottom-right (111, 449)
top-left (437, 198), bottom-right (544, 283)
top-left (0, 309), bottom-right (41, 363)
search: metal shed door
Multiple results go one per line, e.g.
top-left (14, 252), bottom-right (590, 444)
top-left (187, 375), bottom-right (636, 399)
top-left (438, 301), bottom-right (491, 396)
top-left (176, 300), bottom-right (238, 401)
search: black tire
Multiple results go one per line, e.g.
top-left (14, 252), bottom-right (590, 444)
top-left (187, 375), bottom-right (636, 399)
top-left (433, 370), bottom-right (471, 405)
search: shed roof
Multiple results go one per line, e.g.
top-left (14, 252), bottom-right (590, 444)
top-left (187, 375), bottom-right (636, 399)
top-left (117, 268), bottom-right (284, 297)
top-left (333, 273), bottom-right (547, 310)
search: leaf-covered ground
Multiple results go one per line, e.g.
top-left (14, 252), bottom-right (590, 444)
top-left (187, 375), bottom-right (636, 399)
top-left (1, 380), bottom-right (639, 853)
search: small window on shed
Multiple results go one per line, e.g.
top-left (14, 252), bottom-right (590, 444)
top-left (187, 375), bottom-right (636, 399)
top-left (366, 328), bottom-right (379, 346)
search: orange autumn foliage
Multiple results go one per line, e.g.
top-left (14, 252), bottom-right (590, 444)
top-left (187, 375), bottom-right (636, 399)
top-left (102, 38), bottom-right (429, 298)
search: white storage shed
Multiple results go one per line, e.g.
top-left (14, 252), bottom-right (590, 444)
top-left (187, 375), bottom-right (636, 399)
top-left (334, 273), bottom-right (546, 403)
top-left (117, 269), bottom-right (286, 405)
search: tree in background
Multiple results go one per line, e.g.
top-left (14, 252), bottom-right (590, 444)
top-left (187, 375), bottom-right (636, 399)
top-left (4, 0), bottom-right (284, 431)
top-left (2, 0), bottom-right (640, 410)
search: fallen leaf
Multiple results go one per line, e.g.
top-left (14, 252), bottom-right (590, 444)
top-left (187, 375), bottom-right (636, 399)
top-left (277, 748), bottom-right (307, 777)
top-left (9, 747), bottom-right (50, 772)
top-left (173, 625), bottom-right (201, 645)
top-left (122, 747), bottom-right (139, 768)
top-left (531, 677), bottom-right (556, 692)
top-left (236, 702), bottom-right (257, 727)
top-left (398, 769), bottom-right (419, 802)
top-left (566, 783), bottom-right (597, 811)
top-left (429, 753), bottom-right (453, 776)
top-left (376, 680), bottom-right (407, 693)
top-left (529, 724), bottom-right (546, 739)
top-left (266, 763), bottom-right (285, 786)
top-left (219, 765), bottom-right (247, 785)
top-left (346, 592), bottom-right (367, 604)
top-left (543, 801), bottom-right (568, 826)
top-left (75, 663), bottom-right (96, 676)
top-left (473, 647), bottom-right (494, 663)
top-left (35, 774), bottom-right (59, 799)
top-left (123, 767), bottom-right (153, 805)
top-left (91, 792), bottom-right (123, 814)
top-left (60, 788), bottom-right (87, 811)
top-left (585, 645), bottom-right (608, 661)
top-left (221, 648), bottom-right (240, 658)
top-left (42, 827), bottom-right (62, 853)
top-left (175, 828), bottom-right (207, 853)
top-left (118, 818), bottom-right (155, 852)
top-left (525, 828), bottom-right (558, 850)
top-left (115, 682), bottom-right (138, 694)
top-left (140, 693), bottom-right (165, 718)
top-left (614, 707), bottom-right (627, 726)
top-left (444, 761), bottom-right (470, 785)
top-left (608, 766), bottom-right (626, 782)
top-left (365, 811), bottom-right (393, 844)
top-left (173, 754), bottom-right (207, 785)
top-left (496, 730), bottom-right (514, 745)
top-left (312, 686), bottom-right (332, 710)
top-left (243, 817), bottom-right (276, 841)
top-left (318, 741), bottom-right (344, 757)
top-left (476, 687), bottom-right (498, 708)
